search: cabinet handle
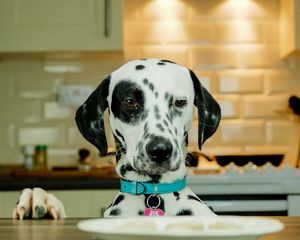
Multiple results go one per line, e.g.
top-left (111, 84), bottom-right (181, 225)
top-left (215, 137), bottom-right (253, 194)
top-left (104, 0), bottom-right (110, 37)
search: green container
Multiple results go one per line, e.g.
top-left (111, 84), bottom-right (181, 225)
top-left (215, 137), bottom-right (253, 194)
top-left (34, 145), bottom-right (48, 169)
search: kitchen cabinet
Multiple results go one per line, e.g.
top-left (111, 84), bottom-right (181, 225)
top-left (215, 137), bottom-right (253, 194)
top-left (0, 190), bottom-right (118, 218)
top-left (0, 0), bottom-right (122, 52)
top-left (279, 0), bottom-right (300, 57)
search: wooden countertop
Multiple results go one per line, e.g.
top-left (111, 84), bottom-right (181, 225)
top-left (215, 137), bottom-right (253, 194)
top-left (0, 165), bottom-right (120, 191)
top-left (0, 217), bottom-right (299, 240)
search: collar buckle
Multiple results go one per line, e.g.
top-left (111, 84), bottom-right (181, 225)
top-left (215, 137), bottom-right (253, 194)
top-left (131, 181), bottom-right (145, 195)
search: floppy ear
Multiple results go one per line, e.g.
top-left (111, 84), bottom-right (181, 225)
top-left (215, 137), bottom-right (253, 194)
top-left (189, 70), bottom-right (221, 150)
top-left (75, 76), bottom-right (110, 156)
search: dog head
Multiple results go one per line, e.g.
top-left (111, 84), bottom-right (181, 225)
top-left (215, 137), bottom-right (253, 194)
top-left (75, 59), bottom-right (221, 182)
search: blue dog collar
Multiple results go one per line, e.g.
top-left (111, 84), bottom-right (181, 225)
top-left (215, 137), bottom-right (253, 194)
top-left (120, 177), bottom-right (186, 195)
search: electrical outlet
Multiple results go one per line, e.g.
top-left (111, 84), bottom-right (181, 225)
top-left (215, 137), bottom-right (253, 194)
top-left (57, 85), bottom-right (94, 107)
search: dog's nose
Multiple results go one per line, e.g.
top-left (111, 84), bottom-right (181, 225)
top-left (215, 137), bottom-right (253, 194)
top-left (146, 137), bottom-right (173, 163)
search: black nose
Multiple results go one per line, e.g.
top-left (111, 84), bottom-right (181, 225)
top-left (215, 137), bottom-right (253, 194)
top-left (146, 137), bottom-right (173, 163)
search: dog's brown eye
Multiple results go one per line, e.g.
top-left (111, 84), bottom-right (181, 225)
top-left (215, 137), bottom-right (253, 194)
top-left (123, 99), bottom-right (138, 109)
top-left (174, 99), bottom-right (187, 108)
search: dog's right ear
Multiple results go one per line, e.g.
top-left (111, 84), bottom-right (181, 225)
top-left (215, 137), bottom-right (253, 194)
top-left (75, 76), bottom-right (110, 156)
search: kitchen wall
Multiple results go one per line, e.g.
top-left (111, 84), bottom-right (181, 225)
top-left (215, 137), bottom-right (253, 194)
top-left (0, 0), bottom-right (300, 167)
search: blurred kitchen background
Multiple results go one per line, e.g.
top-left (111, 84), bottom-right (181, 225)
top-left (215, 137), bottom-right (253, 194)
top-left (1, 0), bottom-right (300, 217)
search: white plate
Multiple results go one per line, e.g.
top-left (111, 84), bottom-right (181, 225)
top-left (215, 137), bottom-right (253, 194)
top-left (77, 216), bottom-right (284, 240)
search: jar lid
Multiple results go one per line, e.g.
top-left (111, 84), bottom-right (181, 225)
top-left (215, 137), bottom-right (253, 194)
top-left (35, 145), bottom-right (47, 151)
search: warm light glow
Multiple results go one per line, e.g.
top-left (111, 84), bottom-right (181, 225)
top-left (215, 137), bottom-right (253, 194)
top-left (144, 0), bottom-right (187, 44)
top-left (217, 0), bottom-right (261, 19)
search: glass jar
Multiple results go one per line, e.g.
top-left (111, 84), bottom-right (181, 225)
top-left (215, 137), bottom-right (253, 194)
top-left (34, 145), bottom-right (48, 169)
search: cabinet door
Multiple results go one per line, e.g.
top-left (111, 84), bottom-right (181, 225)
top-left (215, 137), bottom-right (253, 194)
top-left (0, 191), bottom-right (19, 218)
top-left (51, 189), bottom-right (117, 218)
top-left (0, 0), bottom-right (122, 52)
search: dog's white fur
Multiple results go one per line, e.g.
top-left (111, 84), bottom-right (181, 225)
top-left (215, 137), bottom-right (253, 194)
top-left (13, 59), bottom-right (220, 219)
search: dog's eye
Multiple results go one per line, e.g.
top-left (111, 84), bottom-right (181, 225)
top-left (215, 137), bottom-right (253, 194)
top-left (174, 99), bottom-right (187, 108)
top-left (122, 98), bottom-right (138, 109)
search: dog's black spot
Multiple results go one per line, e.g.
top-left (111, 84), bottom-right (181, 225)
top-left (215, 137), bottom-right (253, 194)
top-left (144, 123), bottom-right (149, 135)
top-left (111, 81), bottom-right (147, 125)
top-left (136, 65), bottom-right (145, 70)
top-left (166, 113), bottom-right (173, 124)
top-left (157, 62), bottom-right (165, 65)
top-left (173, 149), bottom-right (178, 159)
top-left (143, 78), bottom-right (149, 85)
top-left (112, 194), bottom-right (125, 207)
top-left (154, 105), bottom-right (161, 120)
top-left (156, 123), bottom-right (165, 132)
top-left (144, 133), bottom-right (150, 139)
top-left (171, 160), bottom-right (181, 172)
top-left (109, 208), bottom-right (121, 216)
top-left (173, 192), bottom-right (180, 201)
top-left (163, 119), bottom-right (169, 127)
top-left (184, 131), bottom-right (188, 146)
top-left (169, 95), bottom-right (174, 106)
top-left (187, 195), bottom-right (202, 203)
top-left (161, 59), bottom-right (176, 64)
top-left (175, 128), bottom-right (178, 135)
top-left (168, 107), bottom-right (183, 122)
top-left (120, 164), bottom-right (134, 177)
top-left (165, 92), bottom-right (169, 101)
top-left (176, 209), bottom-right (193, 216)
top-left (144, 194), bottom-right (165, 212)
top-left (138, 210), bottom-right (144, 216)
top-left (155, 92), bottom-right (158, 98)
top-left (148, 83), bottom-right (154, 92)
top-left (148, 175), bottom-right (161, 183)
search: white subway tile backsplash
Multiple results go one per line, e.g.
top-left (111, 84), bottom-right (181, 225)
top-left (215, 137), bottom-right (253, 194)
top-left (19, 126), bottom-right (64, 146)
top-left (141, 0), bottom-right (187, 20)
top-left (265, 70), bottom-right (300, 94)
top-left (1, 99), bottom-right (40, 123)
top-left (16, 72), bottom-right (63, 98)
top-left (44, 102), bottom-right (72, 119)
top-left (243, 95), bottom-right (289, 118)
top-left (0, 149), bottom-right (19, 164)
top-left (189, 0), bottom-right (278, 20)
top-left (68, 126), bottom-right (98, 149)
top-left (263, 21), bottom-right (278, 44)
top-left (220, 120), bottom-right (265, 145)
top-left (218, 70), bottom-right (263, 93)
top-left (216, 96), bottom-right (240, 118)
top-left (189, 46), bottom-right (238, 69)
top-left (266, 120), bottom-right (299, 145)
top-left (214, 21), bottom-right (262, 44)
top-left (239, 45), bottom-right (280, 68)
top-left (0, 123), bottom-right (15, 148)
top-left (141, 46), bottom-right (188, 66)
top-left (125, 21), bottom-right (214, 45)
top-left (0, 73), bottom-right (15, 99)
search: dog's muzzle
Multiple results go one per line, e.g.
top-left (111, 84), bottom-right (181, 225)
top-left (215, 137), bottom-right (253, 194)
top-left (145, 136), bottom-right (173, 163)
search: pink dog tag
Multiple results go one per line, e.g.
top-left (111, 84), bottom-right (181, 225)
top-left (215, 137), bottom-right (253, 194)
top-left (144, 208), bottom-right (164, 216)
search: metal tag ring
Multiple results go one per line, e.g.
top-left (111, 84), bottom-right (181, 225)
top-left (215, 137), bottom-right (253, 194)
top-left (146, 194), bottom-right (161, 209)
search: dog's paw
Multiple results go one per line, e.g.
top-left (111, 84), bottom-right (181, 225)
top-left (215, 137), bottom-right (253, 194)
top-left (12, 188), bottom-right (67, 220)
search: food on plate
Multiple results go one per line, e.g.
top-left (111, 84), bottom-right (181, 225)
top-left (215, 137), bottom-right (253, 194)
top-left (208, 221), bottom-right (242, 230)
top-left (165, 221), bottom-right (204, 231)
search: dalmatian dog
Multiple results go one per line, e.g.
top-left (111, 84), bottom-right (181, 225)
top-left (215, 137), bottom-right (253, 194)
top-left (13, 59), bottom-right (221, 219)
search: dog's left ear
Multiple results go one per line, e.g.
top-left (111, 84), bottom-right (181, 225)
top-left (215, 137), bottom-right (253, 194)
top-left (75, 76), bottom-right (110, 156)
top-left (189, 70), bottom-right (221, 150)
